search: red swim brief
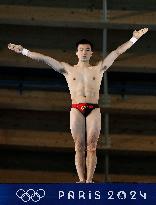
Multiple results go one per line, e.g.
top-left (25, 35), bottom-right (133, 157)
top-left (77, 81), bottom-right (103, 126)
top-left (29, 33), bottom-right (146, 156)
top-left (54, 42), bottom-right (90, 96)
top-left (71, 103), bottom-right (99, 117)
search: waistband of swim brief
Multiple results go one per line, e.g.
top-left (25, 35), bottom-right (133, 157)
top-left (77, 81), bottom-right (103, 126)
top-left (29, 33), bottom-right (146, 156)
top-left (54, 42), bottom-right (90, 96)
top-left (71, 103), bottom-right (99, 108)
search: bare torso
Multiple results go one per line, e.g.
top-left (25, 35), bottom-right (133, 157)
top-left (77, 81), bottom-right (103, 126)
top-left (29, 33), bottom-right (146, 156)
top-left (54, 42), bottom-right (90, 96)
top-left (63, 63), bottom-right (103, 104)
top-left (8, 28), bottom-right (148, 183)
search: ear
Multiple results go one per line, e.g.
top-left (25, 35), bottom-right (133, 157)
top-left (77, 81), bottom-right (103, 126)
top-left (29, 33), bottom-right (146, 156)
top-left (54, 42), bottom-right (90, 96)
top-left (90, 51), bottom-right (93, 56)
top-left (76, 51), bottom-right (78, 56)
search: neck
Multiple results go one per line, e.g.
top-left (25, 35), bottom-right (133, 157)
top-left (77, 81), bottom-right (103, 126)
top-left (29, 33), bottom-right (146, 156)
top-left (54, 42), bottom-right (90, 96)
top-left (77, 61), bottom-right (90, 67)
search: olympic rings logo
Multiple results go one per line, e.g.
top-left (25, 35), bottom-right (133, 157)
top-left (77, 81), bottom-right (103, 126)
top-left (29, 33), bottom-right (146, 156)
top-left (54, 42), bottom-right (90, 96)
top-left (16, 189), bottom-right (45, 203)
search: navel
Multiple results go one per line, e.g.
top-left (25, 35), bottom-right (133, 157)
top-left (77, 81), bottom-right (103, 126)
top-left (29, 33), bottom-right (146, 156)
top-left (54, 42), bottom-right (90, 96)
top-left (73, 78), bottom-right (76, 80)
top-left (93, 77), bottom-right (95, 80)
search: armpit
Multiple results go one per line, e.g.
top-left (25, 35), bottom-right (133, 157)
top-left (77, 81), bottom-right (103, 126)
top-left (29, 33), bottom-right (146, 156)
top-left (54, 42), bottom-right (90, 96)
top-left (102, 65), bottom-right (107, 71)
top-left (101, 50), bottom-right (119, 71)
top-left (59, 67), bottom-right (68, 74)
top-left (96, 60), bottom-right (105, 71)
top-left (61, 62), bottom-right (72, 75)
top-left (51, 65), bottom-right (67, 75)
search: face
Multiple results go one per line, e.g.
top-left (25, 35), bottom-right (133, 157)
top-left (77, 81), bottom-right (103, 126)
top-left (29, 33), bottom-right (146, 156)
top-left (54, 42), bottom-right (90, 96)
top-left (76, 44), bottom-right (93, 62)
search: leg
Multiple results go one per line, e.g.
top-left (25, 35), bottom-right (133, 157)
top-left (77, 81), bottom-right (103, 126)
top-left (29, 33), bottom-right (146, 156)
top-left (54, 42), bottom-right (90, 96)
top-left (70, 108), bottom-right (86, 182)
top-left (86, 108), bottom-right (101, 183)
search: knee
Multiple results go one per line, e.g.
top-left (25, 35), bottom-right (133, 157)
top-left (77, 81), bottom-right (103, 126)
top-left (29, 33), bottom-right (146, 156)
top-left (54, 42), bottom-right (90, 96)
top-left (87, 132), bottom-right (99, 152)
top-left (87, 139), bottom-right (97, 152)
top-left (74, 138), bottom-right (85, 152)
top-left (75, 143), bottom-right (85, 152)
top-left (87, 142), bottom-right (97, 152)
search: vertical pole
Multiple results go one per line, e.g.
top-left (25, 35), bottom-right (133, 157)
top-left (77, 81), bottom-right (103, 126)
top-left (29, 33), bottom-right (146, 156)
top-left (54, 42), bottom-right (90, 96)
top-left (102, 0), bottom-right (110, 182)
top-left (102, 0), bottom-right (109, 105)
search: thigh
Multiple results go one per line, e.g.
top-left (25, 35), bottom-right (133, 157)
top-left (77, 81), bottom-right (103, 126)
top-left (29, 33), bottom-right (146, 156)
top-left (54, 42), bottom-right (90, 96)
top-left (86, 108), bottom-right (101, 142)
top-left (70, 108), bottom-right (85, 142)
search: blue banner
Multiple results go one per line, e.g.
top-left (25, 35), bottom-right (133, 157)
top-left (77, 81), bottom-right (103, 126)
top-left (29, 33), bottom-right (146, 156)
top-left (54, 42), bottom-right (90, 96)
top-left (0, 183), bottom-right (155, 205)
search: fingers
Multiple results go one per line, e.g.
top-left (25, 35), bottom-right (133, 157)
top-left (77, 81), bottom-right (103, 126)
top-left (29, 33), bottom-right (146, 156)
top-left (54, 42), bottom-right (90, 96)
top-left (134, 28), bottom-right (148, 33)
top-left (133, 28), bottom-right (148, 39)
top-left (140, 28), bottom-right (148, 33)
top-left (8, 43), bottom-right (13, 49)
top-left (143, 28), bottom-right (148, 33)
top-left (8, 43), bottom-right (23, 53)
top-left (8, 43), bottom-right (16, 50)
top-left (138, 28), bottom-right (148, 34)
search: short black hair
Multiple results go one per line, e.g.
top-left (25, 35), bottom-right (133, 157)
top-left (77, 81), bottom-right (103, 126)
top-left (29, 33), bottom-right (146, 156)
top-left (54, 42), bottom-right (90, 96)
top-left (76, 39), bottom-right (93, 50)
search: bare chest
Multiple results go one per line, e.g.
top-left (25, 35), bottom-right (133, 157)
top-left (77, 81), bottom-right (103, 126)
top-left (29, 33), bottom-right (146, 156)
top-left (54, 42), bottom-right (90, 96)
top-left (67, 68), bottom-right (101, 85)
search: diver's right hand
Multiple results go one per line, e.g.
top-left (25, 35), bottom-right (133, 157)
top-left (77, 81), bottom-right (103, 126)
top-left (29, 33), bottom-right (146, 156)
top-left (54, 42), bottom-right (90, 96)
top-left (8, 43), bottom-right (23, 53)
